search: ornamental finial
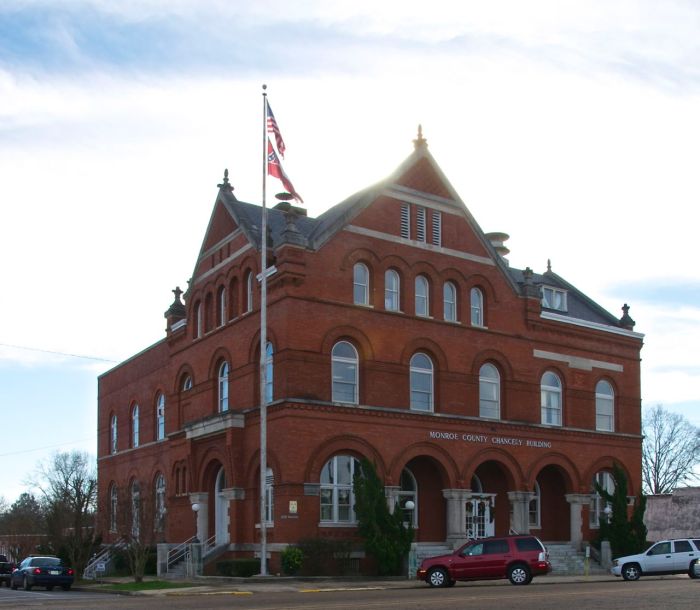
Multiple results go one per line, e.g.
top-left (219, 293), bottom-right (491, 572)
top-left (413, 124), bottom-right (427, 150)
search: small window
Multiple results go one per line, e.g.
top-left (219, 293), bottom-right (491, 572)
top-left (649, 542), bottom-right (671, 555)
top-left (541, 371), bottom-right (562, 426)
top-left (131, 405), bottom-right (140, 448)
top-left (265, 342), bottom-right (274, 404)
top-left (182, 375), bottom-right (193, 392)
top-left (431, 211), bottom-right (441, 246)
top-left (595, 380), bottom-right (614, 432)
top-left (416, 207), bottom-right (426, 242)
top-left (479, 363), bottom-right (500, 419)
top-left (483, 539), bottom-right (509, 554)
top-left (194, 301), bottom-right (202, 338)
top-left (109, 484), bottom-right (118, 532)
top-left (470, 288), bottom-right (484, 327)
top-left (218, 361), bottom-right (229, 412)
top-left (353, 263), bottom-right (369, 306)
top-left (674, 540), bottom-right (693, 553)
top-left (156, 393), bottom-right (165, 441)
top-left (264, 467), bottom-right (274, 524)
top-left (415, 275), bottom-right (429, 317)
top-left (541, 286), bottom-right (567, 311)
top-left (410, 353), bottom-right (434, 412)
top-left (110, 414), bottom-right (118, 454)
top-left (400, 204), bottom-right (410, 239)
top-left (385, 269), bottom-right (400, 311)
top-left (443, 281), bottom-right (457, 322)
top-left (331, 341), bottom-right (359, 404)
top-left (246, 271), bottom-right (254, 312)
top-left (217, 286), bottom-right (226, 327)
top-left (528, 483), bottom-right (541, 529)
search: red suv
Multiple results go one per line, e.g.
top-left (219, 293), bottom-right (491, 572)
top-left (417, 535), bottom-right (551, 587)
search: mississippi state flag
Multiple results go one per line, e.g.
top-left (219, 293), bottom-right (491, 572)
top-left (267, 138), bottom-right (303, 203)
top-left (266, 101), bottom-right (286, 158)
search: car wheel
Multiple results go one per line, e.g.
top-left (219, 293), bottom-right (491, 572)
top-left (689, 560), bottom-right (699, 579)
top-left (508, 563), bottom-right (531, 585)
top-left (61, 584), bottom-right (71, 591)
top-left (621, 563), bottom-right (641, 581)
top-left (23, 576), bottom-right (32, 591)
top-left (427, 567), bottom-right (450, 588)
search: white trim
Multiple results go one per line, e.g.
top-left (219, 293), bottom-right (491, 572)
top-left (540, 311), bottom-right (644, 339)
top-left (170, 319), bottom-right (187, 332)
top-left (533, 349), bottom-right (624, 372)
top-left (344, 225), bottom-right (495, 266)
top-left (199, 228), bottom-right (243, 259)
top-left (194, 243), bottom-right (253, 284)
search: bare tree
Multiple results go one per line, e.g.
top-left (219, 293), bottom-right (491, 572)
top-left (642, 405), bottom-right (700, 494)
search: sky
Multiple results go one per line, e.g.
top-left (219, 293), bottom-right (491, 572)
top-left (1, 0), bottom-right (699, 505)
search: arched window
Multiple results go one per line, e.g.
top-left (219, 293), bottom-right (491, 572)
top-left (541, 371), bottom-right (562, 426)
top-left (385, 269), bottom-right (400, 311)
top-left (470, 287), bottom-right (484, 326)
top-left (194, 301), bottom-right (202, 338)
top-left (410, 353), bottom-right (433, 412)
top-left (353, 263), bottom-right (369, 305)
top-left (264, 467), bottom-right (274, 524)
top-left (218, 361), bottom-right (229, 412)
top-left (443, 281), bottom-right (457, 322)
top-left (528, 482), bottom-right (541, 529)
top-left (109, 484), bottom-right (118, 532)
top-left (130, 480), bottom-right (141, 540)
top-left (320, 455), bottom-right (360, 523)
top-left (110, 414), bottom-right (118, 454)
top-left (331, 341), bottom-right (358, 404)
top-left (229, 277), bottom-right (238, 319)
top-left (217, 286), bottom-right (226, 327)
top-left (181, 375), bottom-right (193, 392)
top-left (156, 393), bottom-right (165, 441)
top-left (399, 468), bottom-right (418, 528)
top-left (246, 271), bottom-right (253, 313)
top-left (415, 275), bottom-right (429, 317)
top-left (264, 342), bottom-right (274, 404)
top-left (596, 380), bottom-right (614, 432)
top-left (131, 405), bottom-right (140, 448)
top-left (590, 471), bottom-right (615, 528)
top-left (154, 473), bottom-right (166, 532)
top-left (479, 363), bottom-right (500, 419)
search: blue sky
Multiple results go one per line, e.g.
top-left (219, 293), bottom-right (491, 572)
top-left (1, 0), bottom-right (699, 504)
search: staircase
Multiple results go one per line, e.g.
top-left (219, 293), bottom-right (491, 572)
top-left (545, 542), bottom-right (608, 575)
top-left (409, 543), bottom-right (453, 578)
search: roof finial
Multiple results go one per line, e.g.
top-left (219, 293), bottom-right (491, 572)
top-left (413, 124), bottom-right (427, 150)
top-left (620, 303), bottom-right (636, 330)
top-left (546, 258), bottom-right (552, 273)
top-left (218, 168), bottom-right (233, 193)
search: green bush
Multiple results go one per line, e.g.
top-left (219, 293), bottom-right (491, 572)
top-left (281, 546), bottom-right (304, 575)
top-left (296, 538), bottom-right (355, 576)
top-left (216, 558), bottom-right (260, 577)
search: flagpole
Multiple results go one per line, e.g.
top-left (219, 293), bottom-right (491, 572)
top-left (259, 83), bottom-right (268, 576)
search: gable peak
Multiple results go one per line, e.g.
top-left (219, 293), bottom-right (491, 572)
top-left (413, 124), bottom-right (427, 151)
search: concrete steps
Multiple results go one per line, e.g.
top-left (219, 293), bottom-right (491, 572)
top-left (545, 542), bottom-right (608, 576)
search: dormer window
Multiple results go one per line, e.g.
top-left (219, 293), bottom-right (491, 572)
top-left (541, 286), bottom-right (567, 312)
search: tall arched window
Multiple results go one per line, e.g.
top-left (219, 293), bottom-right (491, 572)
top-left (110, 414), bottom-right (118, 454)
top-left (595, 380), bottom-right (614, 432)
top-left (109, 484), bottom-right (118, 532)
top-left (229, 277), bottom-right (238, 319)
top-left (443, 281), bottom-right (457, 322)
top-left (331, 341), bottom-right (359, 404)
top-left (590, 471), bottom-right (615, 527)
top-left (470, 287), bottom-right (484, 326)
top-left (131, 404), bottom-right (140, 448)
top-left (479, 363), bottom-right (500, 419)
top-left (320, 455), bottom-right (360, 523)
top-left (264, 467), bottom-right (274, 524)
top-left (528, 482), bottom-right (541, 529)
top-left (130, 480), bottom-right (141, 540)
top-left (541, 371), bottom-right (562, 426)
top-left (399, 468), bottom-right (418, 528)
top-left (181, 375), bottom-right (193, 392)
top-left (217, 286), bottom-right (226, 327)
top-left (410, 353), bottom-right (434, 412)
top-left (218, 361), bottom-right (229, 412)
top-left (385, 269), bottom-right (400, 311)
top-left (415, 275), bottom-right (429, 317)
top-left (265, 342), bottom-right (274, 404)
top-left (156, 393), bottom-right (165, 441)
top-left (154, 473), bottom-right (166, 532)
top-left (246, 271), bottom-right (253, 312)
top-left (194, 301), bottom-right (202, 338)
top-left (353, 263), bottom-right (369, 305)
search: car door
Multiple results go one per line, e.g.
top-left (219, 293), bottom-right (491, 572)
top-left (453, 541), bottom-right (485, 580)
top-left (672, 540), bottom-right (697, 572)
top-left (641, 541), bottom-right (673, 574)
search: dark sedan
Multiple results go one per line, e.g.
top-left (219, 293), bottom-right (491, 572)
top-left (10, 555), bottom-right (74, 591)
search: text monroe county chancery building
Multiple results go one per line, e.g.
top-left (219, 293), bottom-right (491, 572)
top-left (97, 130), bottom-right (644, 572)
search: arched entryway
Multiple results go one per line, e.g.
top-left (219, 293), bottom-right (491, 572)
top-left (401, 456), bottom-right (448, 543)
top-left (532, 464), bottom-right (571, 541)
top-left (214, 467), bottom-right (229, 544)
top-left (470, 460), bottom-right (515, 538)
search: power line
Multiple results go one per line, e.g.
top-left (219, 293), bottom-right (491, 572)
top-left (0, 437), bottom-right (96, 458)
top-left (0, 342), bottom-right (117, 363)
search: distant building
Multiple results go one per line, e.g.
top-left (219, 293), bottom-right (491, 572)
top-left (97, 130), bottom-right (644, 571)
top-left (645, 487), bottom-right (700, 541)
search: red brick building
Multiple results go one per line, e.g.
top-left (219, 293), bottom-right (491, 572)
top-left (97, 130), bottom-right (643, 568)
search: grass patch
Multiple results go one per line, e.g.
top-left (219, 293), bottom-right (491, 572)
top-left (100, 580), bottom-right (198, 591)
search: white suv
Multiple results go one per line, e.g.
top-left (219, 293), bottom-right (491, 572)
top-left (611, 539), bottom-right (700, 581)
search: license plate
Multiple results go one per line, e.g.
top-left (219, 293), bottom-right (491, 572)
top-left (49, 570), bottom-right (60, 575)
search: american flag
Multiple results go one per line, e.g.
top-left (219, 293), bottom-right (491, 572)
top-left (266, 101), bottom-right (286, 158)
top-left (267, 138), bottom-right (303, 203)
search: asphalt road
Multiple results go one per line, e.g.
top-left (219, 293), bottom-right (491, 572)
top-left (1, 577), bottom-right (699, 609)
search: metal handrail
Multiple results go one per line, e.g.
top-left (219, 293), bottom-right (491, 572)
top-left (166, 536), bottom-right (196, 573)
top-left (202, 534), bottom-right (217, 557)
top-left (83, 541), bottom-right (125, 579)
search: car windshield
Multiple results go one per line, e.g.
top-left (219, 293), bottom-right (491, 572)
top-left (33, 557), bottom-right (62, 567)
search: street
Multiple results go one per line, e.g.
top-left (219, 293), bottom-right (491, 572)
top-left (0, 577), bottom-right (699, 609)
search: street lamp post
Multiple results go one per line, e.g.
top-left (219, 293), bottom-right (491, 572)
top-left (192, 503), bottom-right (200, 542)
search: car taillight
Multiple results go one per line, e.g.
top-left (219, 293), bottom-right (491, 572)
top-left (67, 568), bottom-right (74, 576)
top-left (33, 568), bottom-right (41, 575)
